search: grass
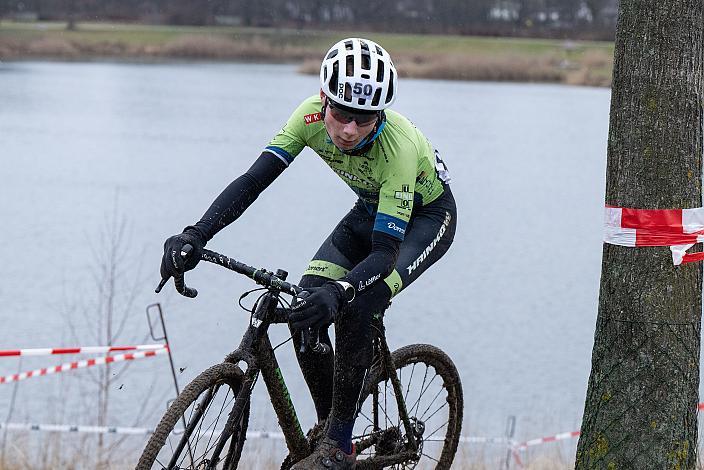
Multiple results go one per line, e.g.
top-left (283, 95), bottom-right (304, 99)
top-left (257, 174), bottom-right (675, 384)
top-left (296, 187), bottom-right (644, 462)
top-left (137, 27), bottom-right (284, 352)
top-left (0, 21), bottom-right (614, 87)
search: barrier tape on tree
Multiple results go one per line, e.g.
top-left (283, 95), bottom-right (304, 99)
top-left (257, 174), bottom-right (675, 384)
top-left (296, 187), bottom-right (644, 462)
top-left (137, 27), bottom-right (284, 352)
top-left (0, 347), bottom-right (168, 384)
top-left (0, 344), bottom-right (166, 357)
top-left (604, 206), bottom-right (704, 264)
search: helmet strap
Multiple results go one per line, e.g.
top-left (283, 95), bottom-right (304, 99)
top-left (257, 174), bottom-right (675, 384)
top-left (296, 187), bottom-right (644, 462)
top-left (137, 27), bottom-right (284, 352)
top-left (321, 96), bottom-right (386, 156)
top-left (343, 115), bottom-right (385, 156)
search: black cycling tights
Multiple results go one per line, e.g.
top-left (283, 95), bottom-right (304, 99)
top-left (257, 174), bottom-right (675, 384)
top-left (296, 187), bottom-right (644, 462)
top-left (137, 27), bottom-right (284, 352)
top-left (291, 277), bottom-right (390, 423)
top-left (290, 188), bottom-right (457, 424)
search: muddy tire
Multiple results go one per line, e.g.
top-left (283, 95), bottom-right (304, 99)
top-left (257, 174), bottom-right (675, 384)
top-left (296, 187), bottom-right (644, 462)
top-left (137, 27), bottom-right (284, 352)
top-left (355, 344), bottom-right (463, 470)
top-left (136, 362), bottom-right (250, 469)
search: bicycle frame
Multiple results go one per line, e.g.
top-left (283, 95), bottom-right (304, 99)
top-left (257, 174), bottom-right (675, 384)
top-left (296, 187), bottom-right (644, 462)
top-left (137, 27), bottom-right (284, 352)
top-left (240, 297), bottom-right (422, 469)
top-left (162, 250), bottom-right (423, 468)
top-left (221, 276), bottom-right (310, 463)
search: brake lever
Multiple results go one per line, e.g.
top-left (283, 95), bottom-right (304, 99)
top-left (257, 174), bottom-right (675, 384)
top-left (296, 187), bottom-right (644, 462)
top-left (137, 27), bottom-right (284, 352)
top-left (299, 328), bottom-right (330, 355)
top-left (154, 244), bottom-right (198, 297)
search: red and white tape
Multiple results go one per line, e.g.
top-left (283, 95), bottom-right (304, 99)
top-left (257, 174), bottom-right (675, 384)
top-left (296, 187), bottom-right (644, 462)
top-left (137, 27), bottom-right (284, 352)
top-left (513, 402), bottom-right (704, 453)
top-left (0, 423), bottom-right (287, 439)
top-left (0, 347), bottom-right (168, 384)
top-left (0, 344), bottom-right (166, 357)
top-left (604, 206), bottom-right (704, 265)
top-left (513, 430), bottom-right (580, 450)
top-left (0, 422), bottom-right (153, 435)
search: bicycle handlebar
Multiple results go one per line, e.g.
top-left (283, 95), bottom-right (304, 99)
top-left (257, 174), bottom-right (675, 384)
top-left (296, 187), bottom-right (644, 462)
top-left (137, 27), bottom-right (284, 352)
top-left (155, 245), bottom-right (329, 354)
top-left (155, 245), bottom-right (303, 297)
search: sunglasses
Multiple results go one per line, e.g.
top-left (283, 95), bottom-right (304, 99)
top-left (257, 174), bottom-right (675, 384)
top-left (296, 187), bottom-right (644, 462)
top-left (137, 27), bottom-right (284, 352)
top-left (327, 101), bottom-right (378, 126)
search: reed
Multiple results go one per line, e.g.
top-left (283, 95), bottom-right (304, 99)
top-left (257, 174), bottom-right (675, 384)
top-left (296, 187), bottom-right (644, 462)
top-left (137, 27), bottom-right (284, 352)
top-left (0, 22), bottom-right (614, 87)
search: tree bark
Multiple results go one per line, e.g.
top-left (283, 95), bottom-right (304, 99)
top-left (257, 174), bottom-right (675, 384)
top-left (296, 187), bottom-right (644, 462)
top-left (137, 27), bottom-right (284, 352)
top-left (576, 1), bottom-right (703, 468)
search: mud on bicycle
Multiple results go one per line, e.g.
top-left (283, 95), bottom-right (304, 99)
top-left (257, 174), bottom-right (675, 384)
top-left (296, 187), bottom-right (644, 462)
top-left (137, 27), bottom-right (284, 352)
top-left (136, 246), bottom-right (463, 469)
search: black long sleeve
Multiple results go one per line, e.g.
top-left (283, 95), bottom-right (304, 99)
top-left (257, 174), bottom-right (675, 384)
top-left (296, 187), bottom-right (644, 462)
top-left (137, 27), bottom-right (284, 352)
top-left (342, 231), bottom-right (401, 293)
top-left (189, 152), bottom-right (287, 242)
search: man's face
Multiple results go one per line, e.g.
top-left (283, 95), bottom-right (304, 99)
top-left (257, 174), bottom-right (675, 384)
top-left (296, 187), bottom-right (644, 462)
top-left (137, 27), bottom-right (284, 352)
top-left (322, 98), bottom-right (378, 151)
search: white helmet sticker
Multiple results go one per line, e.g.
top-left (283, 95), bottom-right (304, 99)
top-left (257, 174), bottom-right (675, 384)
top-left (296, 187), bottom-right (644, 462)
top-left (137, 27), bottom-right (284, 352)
top-left (344, 79), bottom-right (375, 99)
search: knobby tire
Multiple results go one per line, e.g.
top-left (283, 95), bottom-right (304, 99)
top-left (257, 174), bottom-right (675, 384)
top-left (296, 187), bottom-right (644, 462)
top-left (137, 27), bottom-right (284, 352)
top-left (355, 344), bottom-right (463, 470)
top-left (136, 362), bottom-right (250, 470)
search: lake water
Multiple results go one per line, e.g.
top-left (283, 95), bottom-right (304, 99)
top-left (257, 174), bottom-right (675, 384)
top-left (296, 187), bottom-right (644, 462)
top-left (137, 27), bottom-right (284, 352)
top-left (0, 61), bottom-right (619, 466)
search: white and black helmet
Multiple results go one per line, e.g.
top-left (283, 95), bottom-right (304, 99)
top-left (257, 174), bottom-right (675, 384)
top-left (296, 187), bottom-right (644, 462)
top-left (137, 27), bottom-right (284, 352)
top-left (320, 38), bottom-right (397, 112)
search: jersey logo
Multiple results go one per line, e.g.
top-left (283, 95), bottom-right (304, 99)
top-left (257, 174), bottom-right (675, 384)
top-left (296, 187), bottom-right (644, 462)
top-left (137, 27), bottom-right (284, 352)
top-left (394, 185), bottom-right (413, 209)
top-left (304, 113), bottom-right (322, 125)
top-left (407, 211), bottom-right (452, 275)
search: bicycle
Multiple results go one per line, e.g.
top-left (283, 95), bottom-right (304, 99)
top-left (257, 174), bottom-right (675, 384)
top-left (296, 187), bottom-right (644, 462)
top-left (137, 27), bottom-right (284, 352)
top-left (137, 246), bottom-right (463, 469)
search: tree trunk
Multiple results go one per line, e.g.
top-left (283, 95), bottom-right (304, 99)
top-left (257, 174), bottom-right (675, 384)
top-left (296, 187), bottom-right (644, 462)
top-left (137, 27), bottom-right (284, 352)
top-left (576, 1), bottom-right (703, 469)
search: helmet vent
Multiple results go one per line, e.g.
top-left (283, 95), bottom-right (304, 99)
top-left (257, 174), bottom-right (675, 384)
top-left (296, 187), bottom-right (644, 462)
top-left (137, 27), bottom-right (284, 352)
top-left (375, 45), bottom-right (383, 56)
top-left (361, 52), bottom-right (371, 70)
top-left (361, 73), bottom-right (370, 79)
top-left (344, 40), bottom-right (353, 51)
top-left (326, 50), bottom-right (338, 60)
top-left (328, 62), bottom-right (339, 95)
top-left (386, 70), bottom-right (395, 104)
top-left (376, 61), bottom-right (385, 82)
top-left (358, 98), bottom-right (367, 106)
top-left (371, 88), bottom-right (381, 107)
top-left (346, 55), bottom-right (354, 77)
top-left (344, 82), bottom-right (352, 101)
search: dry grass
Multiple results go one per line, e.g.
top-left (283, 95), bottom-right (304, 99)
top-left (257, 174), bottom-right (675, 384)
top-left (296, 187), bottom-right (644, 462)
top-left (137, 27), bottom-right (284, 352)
top-left (301, 51), bottom-right (609, 86)
top-left (157, 35), bottom-right (315, 61)
top-left (0, 22), bottom-right (614, 87)
top-left (0, 34), bottom-right (318, 62)
top-left (398, 53), bottom-right (565, 83)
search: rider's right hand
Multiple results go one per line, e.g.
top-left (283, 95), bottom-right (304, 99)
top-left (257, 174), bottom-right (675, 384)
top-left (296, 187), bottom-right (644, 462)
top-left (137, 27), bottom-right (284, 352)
top-left (160, 227), bottom-right (206, 281)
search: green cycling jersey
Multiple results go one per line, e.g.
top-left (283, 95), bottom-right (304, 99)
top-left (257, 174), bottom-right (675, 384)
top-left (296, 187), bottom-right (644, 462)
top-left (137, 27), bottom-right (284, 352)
top-left (265, 95), bottom-right (450, 241)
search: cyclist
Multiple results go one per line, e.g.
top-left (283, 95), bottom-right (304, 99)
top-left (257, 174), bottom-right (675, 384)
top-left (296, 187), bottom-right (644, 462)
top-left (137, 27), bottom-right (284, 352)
top-left (160, 37), bottom-right (456, 469)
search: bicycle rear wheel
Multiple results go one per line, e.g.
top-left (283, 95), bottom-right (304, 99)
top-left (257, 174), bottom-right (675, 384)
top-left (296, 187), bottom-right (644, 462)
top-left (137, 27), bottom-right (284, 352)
top-left (354, 344), bottom-right (463, 470)
top-left (137, 362), bottom-right (251, 470)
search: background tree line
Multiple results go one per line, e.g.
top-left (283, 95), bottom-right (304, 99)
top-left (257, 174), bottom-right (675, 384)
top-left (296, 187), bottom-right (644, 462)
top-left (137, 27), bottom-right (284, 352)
top-left (0, 0), bottom-right (618, 40)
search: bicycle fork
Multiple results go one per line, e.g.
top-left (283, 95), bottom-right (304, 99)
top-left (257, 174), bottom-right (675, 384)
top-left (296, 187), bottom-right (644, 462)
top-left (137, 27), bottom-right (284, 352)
top-left (228, 287), bottom-right (310, 465)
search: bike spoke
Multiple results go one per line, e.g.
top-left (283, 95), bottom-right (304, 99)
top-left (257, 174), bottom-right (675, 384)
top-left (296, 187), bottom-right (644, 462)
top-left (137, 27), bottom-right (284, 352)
top-left (419, 387), bottom-right (446, 421)
top-left (357, 409), bottom-right (374, 427)
top-left (179, 384), bottom-right (219, 467)
top-left (404, 363), bottom-right (416, 404)
top-left (188, 388), bottom-right (234, 467)
top-left (409, 366), bottom-right (430, 417)
top-left (425, 419), bottom-right (450, 441)
top-left (199, 387), bottom-right (234, 462)
top-left (384, 380), bottom-right (390, 429)
top-left (380, 387), bottom-right (394, 427)
top-left (177, 386), bottom-right (222, 467)
top-left (410, 370), bottom-right (440, 419)
top-left (422, 401), bottom-right (449, 424)
top-left (350, 349), bottom-right (460, 470)
top-left (158, 380), bottom-right (240, 470)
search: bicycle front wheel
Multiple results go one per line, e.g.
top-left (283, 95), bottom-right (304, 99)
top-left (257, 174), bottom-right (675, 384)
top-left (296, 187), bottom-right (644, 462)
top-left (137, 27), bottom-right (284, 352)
top-left (137, 362), bottom-right (251, 470)
top-left (354, 344), bottom-right (463, 470)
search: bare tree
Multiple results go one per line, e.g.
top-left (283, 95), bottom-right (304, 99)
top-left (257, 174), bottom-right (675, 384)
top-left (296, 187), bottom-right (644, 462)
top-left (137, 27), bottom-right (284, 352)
top-left (576, 0), bottom-right (703, 468)
top-left (62, 195), bottom-right (163, 468)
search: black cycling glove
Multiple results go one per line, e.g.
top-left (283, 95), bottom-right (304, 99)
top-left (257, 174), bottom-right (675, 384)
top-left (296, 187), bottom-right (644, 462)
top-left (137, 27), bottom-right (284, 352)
top-left (160, 226), bottom-right (206, 281)
top-left (289, 282), bottom-right (345, 331)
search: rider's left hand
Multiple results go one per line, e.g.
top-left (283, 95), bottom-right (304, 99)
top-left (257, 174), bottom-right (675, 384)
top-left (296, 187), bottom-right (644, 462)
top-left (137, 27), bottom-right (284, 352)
top-left (289, 282), bottom-right (345, 331)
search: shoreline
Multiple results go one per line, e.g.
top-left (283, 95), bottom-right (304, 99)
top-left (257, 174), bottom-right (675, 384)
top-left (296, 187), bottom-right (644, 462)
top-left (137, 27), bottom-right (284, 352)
top-left (0, 21), bottom-right (614, 87)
